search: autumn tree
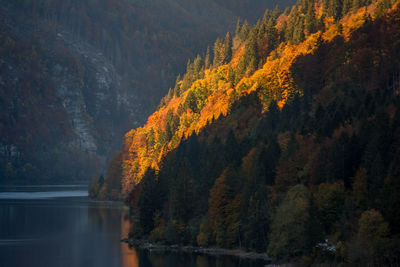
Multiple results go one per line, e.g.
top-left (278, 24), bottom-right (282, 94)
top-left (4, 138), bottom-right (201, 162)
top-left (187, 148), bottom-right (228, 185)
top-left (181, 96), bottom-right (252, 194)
top-left (208, 169), bottom-right (231, 246)
top-left (358, 209), bottom-right (389, 243)
top-left (349, 209), bottom-right (390, 264)
top-left (268, 184), bottom-right (314, 259)
top-left (104, 152), bottom-right (123, 200)
top-left (314, 182), bottom-right (346, 234)
top-left (197, 216), bottom-right (212, 246)
top-left (88, 174), bottom-right (104, 198)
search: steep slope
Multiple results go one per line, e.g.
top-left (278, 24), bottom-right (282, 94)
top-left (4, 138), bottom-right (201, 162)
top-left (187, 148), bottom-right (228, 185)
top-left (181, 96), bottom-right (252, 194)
top-left (117, 0), bottom-right (399, 193)
top-left (0, 0), bottom-right (294, 184)
top-left (106, 0), bottom-right (400, 264)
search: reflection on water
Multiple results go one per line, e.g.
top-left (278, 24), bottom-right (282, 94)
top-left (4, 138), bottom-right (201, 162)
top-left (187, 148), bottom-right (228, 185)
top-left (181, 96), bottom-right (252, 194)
top-left (0, 186), bottom-right (267, 267)
top-left (121, 209), bottom-right (139, 267)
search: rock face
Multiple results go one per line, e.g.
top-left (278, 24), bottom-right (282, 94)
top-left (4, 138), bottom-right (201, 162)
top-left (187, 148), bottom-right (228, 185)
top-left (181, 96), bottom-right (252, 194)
top-left (52, 30), bottom-right (140, 155)
top-left (0, 0), bottom-right (294, 184)
top-left (0, 10), bottom-right (142, 183)
top-left (0, 3), bottom-right (141, 183)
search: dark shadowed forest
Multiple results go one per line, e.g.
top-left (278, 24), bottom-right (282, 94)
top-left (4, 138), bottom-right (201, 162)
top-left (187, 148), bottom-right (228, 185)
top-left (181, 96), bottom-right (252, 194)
top-left (89, 0), bottom-right (400, 265)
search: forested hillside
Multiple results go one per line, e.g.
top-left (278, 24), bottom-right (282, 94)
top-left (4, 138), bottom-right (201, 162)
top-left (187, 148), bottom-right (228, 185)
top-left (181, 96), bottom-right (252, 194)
top-left (99, 0), bottom-right (400, 264)
top-left (0, 0), bottom-right (293, 184)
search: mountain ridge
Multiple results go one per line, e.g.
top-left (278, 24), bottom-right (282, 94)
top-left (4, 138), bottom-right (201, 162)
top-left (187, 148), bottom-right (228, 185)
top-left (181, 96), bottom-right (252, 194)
top-left (0, 0), bottom-right (294, 184)
top-left (99, 0), bottom-right (400, 264)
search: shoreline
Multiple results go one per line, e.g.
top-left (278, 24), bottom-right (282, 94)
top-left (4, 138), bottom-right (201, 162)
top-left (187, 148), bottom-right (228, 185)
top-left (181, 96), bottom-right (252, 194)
top-left (121, 238), bottom-right (272, 262)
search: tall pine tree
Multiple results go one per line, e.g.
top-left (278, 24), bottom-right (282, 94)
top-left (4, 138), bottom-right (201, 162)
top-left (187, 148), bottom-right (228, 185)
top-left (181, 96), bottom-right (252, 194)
top-left (213, 37), bottom-right (223, 67)
top-left (223, 32), bottom-right (233, 64)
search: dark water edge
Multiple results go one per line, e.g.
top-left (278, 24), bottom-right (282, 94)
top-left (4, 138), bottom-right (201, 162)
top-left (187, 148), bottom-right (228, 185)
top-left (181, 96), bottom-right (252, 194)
top-left (133, 248), bottom-right (270, 267)
top-left (124, 239), bottom-right (271, 262)
top-left (0, 186), bottom-right (269, 267)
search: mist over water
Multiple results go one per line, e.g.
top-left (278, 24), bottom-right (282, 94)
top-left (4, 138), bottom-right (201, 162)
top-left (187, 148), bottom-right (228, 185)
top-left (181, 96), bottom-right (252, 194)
top-left (0, 191), bottom-right (88, 199)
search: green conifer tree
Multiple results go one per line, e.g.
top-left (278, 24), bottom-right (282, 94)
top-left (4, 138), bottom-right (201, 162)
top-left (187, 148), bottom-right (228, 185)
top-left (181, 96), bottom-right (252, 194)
top-left (243, 30), bottom-right (258, 74)
top-left (235, 18), bottom-right (242, 39)
top-left (342, 0), bottom-right (352, 15)
top-left (328, 0), bottom-right (343, 21)
top-left (213, 37), bottom-right (223, 67)
top-left (223, 32), bottom-right (233, 63)
top-left (293, 17), bottom-right (305, 44)
top-left (352, 0), bottom-right (362, 12)
top-left (240, 20), bottom-right (251, 40)
top-left (305, 1), bottom-right (318, 34)
top-left (193, 54), bottom-right (204, 78)
top-left (204, 46), bottom-right (211, 69)
top-left (272, 5), bottom-right (281, 20)
top-left (173, 74), bottom-right (181, 96)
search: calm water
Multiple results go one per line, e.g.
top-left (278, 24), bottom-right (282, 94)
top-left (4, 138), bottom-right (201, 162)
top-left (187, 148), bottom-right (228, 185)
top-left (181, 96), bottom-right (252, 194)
top-left (0, 186), bottom-right (268, 267)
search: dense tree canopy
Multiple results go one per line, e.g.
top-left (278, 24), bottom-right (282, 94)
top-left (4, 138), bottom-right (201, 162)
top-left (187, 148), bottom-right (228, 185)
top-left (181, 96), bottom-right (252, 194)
top-left (98, 0), bottom-right (400, 264)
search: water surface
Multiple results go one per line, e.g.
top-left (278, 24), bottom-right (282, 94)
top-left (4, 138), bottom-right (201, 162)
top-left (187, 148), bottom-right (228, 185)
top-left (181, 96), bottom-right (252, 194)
top-left (0, 185), bottom-right (267, 267)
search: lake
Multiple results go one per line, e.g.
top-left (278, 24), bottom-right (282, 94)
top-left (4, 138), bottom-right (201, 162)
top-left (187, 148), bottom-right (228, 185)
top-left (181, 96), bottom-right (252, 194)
top-left (0, 185), bottom-right (268, 267)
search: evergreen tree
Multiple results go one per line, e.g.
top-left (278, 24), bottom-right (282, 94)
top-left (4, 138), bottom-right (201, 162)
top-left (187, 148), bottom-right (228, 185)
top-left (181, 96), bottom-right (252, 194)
top-left (328, 0), bottom-right (343, 21)
top-left (243, 30), bottom-right (258, 74)
top-left (235, 18), bottom-right (242, 39)
top-left (166, 88), bottom-right (173, 102)
top-left (204, 46), bottom-right (211, 69)
top-left (184, 90), bottom-right (198, 113)
top-left (193, 54), bottom-right (204, 77)
top-left (169, 158), bottom-right (194, 222)
top-left (173, 74), bottom-right (181, 96)
top-left (262, 9), bottom-right (271, 23)
top-left (165, 110), bottom-right (180, 141)
top-left (137, 169), bottom-right (159, 234)
top-left (186, 59), bottom-right (194, 76)
top-left (271, 5), bottom-right (281, 20)
top-left (223, 32), bottom-right (232, 63)
top-left (224, 130), bottom-right (241, 167)
top-left (265, 16), bottom-right (279, 50)
top-left (292, 16), bottom-right (305, 44)
top-left (242, 185), bottom-right (269, 252)
top-left (382, 151), bottom-right (400, 234)
top-left (213, 37), bottom-right (223, 67)
top-left (375, 0), bottom-right (393, 17)
top-left (228, 66), bottom-right (235, 86)
top-left (285, 6), bottom-right (300, 43)
top-left (323, 0), bottom-right (330, 14)
top-left (305, 1), bottom-right (318, 34)
top-left (342, 0), bottom-right (353, 15)
top-left (352, 0), bottom-right (362, 12)
top-left (284, 7), bottom-right (291, 16)
top-left (240, 20), bottom-right (251, 40)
